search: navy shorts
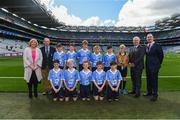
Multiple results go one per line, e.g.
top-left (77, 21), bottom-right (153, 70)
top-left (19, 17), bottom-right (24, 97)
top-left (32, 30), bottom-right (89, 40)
top-left (64, 88), bottom-right (78, 97)
top-left (80, 84), bottom-right (91, 98)
top-left (93, 84), bottom-right (106, 97)
top-left (52, 86), bottom-right (65, 98)
top-left (107, 85), bottom-right (119, 100)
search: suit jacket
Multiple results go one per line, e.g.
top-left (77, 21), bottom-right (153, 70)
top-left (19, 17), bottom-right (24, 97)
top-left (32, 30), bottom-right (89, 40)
top-left (146, 43), bottom-right (164, 72)
top-left (129, 45), bottom-right (145, 70)
top-left (40, 46), bottom-right (56, 69)
top-left (23, 47), bottom-right (42, 82)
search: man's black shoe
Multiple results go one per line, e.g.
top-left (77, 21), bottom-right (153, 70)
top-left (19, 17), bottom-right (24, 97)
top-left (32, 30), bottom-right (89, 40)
top-left (143, 93), bottom-right (152, 97)
top-left (134, 94), bottom-right (140, 98)
top-left (150, 96), bottom-right (158, 102)
top-left (128, 91), bottom-right (135, 94)
top-left (108, 99), bottom-right (112, 102)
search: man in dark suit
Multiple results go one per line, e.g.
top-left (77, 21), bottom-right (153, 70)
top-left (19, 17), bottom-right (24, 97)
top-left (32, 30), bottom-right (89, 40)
top-left (128, 36), bottom-right (145, 98)
top-left (144, 33), bottom-right (164, 101)
top-left (40, 38), bottom-right (56, 95)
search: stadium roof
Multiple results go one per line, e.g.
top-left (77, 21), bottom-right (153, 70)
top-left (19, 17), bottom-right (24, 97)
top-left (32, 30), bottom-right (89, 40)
top-left (155, 13), bottom-right (180, 31)
top-left (0, 0), bottom-right (61, 27)
top-left (0, 0), bottom-right (179, 32)
top-left (56, 25), bottom-right (146, 32)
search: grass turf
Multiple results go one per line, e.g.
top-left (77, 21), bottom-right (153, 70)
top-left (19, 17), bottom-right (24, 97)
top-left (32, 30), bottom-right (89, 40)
top-left (0, 53), bottom-right (180, 119)
top-left (0, 53), bottom-right (180, 92)
top-left (0, 92), bottom-right (180, 119)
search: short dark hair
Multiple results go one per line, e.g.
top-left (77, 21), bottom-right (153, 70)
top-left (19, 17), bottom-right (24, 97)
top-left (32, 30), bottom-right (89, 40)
top-left (69, 43), bottom-right (75, 47)
top-left (53, 60), bottom-right (60, 64)
top-left (82, 40), bottom-right (88, 45)
top-left (107, 45), bottom-right (112, 49)
top-left (56, 43), bottom-right (63, 48)
top-left (96, 61), bottom-right (104, 66)
top-left (110, 61), bottom-right (117, 66)
top-left (83, 60), bottom-right (90, 65)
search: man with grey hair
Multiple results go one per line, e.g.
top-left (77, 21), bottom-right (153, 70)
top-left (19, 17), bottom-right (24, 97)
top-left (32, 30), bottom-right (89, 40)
top-left (144, 33), bottom-right (164, 102)
top-left (40, 38), bottom-right (56, 95)
top-left (128, 36), bottom-right (145, 98)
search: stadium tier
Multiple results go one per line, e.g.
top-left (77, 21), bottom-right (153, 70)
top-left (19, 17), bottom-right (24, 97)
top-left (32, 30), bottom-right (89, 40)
top-left (0, 0), bottom-right (180, 52)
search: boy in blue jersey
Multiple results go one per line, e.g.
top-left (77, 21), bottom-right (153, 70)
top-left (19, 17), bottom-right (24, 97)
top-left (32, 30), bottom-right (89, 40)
top-left (64, 59), bottom-right (79, 102)
top-left (66, 43), bottom-right (77, 69)
top-left (77, 40), bottom-right (91, 71)
top-left (91, 45), bottom-right (103, 72)
top-left (92, 61), bottom-right (106, 101)
top-left (53, 43), bottom-right (67, 69)
top-left (48, 60), bottom-right (64, 101)
top-left (103, 46), bottom-right (116, 72)
top-left (79, 61), bottom-right (92, 101)
top-left (106, 61), bottom-right (122, 102)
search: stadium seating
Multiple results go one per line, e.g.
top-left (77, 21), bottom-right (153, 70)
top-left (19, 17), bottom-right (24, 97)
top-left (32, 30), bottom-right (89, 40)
top-left (0, 8), bottom-right (180, 52)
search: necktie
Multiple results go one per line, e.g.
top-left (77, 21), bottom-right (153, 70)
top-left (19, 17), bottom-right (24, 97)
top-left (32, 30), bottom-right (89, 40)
top-left (133, 46), bottom-right (137, 52)
top-left (45, 47), bottom-right (49, 57)
top-left (148, 44), bottom-right (151, 52)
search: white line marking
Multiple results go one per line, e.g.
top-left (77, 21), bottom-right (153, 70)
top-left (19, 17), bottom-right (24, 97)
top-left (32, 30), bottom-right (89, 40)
top-left (0, 76), bottom-right (180, 79)
top-left (0, 77), bottom-right (23, 79)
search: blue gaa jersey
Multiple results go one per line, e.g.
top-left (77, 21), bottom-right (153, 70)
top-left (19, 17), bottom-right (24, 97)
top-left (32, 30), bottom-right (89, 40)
top-left (53, 51), bottom-right (67, 67)
top-left (106, 69), bottom-right (122, 87)
top-left (90, 53), bottom-right (103, 67)
top-left (103, 53), bottom-right (116, 67)
top-left (48, 69), bottom-right (64, 87)
top-left (92, 70), bottom-right (106, 85)
top-left (66, 51), bottom-right (77, 67)
top-left (64, 68), bottom-right (80, 89)
top-left (79, 70), bottom-right (92, 85)
top-left (77, 49), bottom-right (91, 64)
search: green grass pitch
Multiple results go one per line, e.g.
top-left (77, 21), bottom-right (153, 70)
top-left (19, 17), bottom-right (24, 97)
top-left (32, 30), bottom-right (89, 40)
top-left (0, 53), bottom-right (180, 119)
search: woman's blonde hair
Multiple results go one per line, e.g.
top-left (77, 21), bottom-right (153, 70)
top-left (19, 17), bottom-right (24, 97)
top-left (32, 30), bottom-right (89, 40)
top-left (119, 44), bottom-right (126, 49)
top-left (67, 59), bottom-right (74, 64)
top-left (28, 38), bottom-right (38, 47)
top-left (93, 45), bottom-right (101, 51)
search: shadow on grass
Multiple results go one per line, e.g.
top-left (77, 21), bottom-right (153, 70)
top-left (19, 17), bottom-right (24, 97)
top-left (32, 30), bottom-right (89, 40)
top-left (27, 93), bottom-right (180, 119)
top-left (0, 92), bottom-right (179, 119)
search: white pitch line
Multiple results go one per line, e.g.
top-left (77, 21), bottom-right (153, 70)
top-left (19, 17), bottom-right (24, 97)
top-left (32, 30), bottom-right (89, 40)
top-left (0, 77), bottom-right (23, 79)
top-left (0, 76), bottom-right (180, 79)
top-left (157, 76), bottom-right (180, 78)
